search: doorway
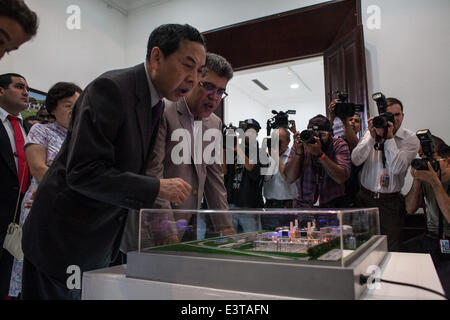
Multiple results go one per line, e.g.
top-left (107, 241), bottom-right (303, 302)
top-left (204, 0), bottom-right (369, 137)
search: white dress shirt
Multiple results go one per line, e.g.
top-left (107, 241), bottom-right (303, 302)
top-left (263, 148), bottom-right (298, 200)
top-left (0, 106), bottom-right (27, 172)
top-left (144, 61), bottom-right (162, 108)
top-left (352, 127), bottom-right (419, 193)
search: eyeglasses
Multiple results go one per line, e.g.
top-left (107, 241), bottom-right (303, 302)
top-left (199, 81), bottom-right (228, 99)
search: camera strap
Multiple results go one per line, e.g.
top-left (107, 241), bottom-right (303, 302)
top-left (438, 181), bottom-right (449, 240)
top-left (374, 132), bottom-right (388, 168)
top-left (312, 154), bottom-right (324, 206)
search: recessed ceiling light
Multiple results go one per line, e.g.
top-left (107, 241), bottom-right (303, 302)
top-left (290, 83), bottom-right (300, 89)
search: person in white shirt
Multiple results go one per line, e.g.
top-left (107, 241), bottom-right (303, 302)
top-left (262, 127), bottom-right (298, 230)
top-left (263, 127), bottom-right (298, 208)
top-left (352, 97), bottom-right (419, 251)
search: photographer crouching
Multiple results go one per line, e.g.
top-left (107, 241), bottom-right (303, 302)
top-left (352, 94), bottom-right (420, 252)
top-left (405, 131), bottom-right (450, 295)
top-left (284, 115), bottom-right (351, 208)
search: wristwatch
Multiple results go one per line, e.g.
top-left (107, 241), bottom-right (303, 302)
top-left (318, 152), bottom-right (326, 161)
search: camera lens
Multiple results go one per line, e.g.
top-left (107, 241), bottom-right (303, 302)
top-left (373, 116), bottom-right (387, 129)
top-left (411, 159), bottom-right (429, 171)
top-left (300, 130), bottom-right (317, 144)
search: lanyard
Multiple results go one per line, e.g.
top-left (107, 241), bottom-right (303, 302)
top-left (438, 184), bottom-right (450, 239)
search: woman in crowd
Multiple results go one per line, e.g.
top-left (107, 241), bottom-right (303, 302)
top-left (8, 82), bottom-right (82, 298)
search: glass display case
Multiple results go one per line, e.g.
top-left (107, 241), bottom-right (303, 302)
top-left (127, 208), bottom-right (388, 299)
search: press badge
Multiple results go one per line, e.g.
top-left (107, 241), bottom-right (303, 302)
top-left (440, 239), bottom-right (450, 254)
top-left (380, 174), bottom-right (390, 189)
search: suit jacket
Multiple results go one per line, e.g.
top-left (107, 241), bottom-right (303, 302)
top-left (0, 118), bottom-right (30, 249)
top-left (148, 98), bottom-right (228, 210)
top-left (22, 63), bottom-right (161, 283)
top-left (145, 98), bottom-right (230, 239)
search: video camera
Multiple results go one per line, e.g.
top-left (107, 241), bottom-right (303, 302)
top-left (411, 129), bottom-right (440, 172)
top-left (222, 123), bottom-right (238, 150)
top-left (267, 110), bottom-right (296, 136)
top-left (333, 91), bottom-right (364, 119)
top-left (372, 92), bottom-right (395, 129)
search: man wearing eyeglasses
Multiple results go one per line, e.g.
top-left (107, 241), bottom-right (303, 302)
top-left (144, 52), bottom-right (235, 242)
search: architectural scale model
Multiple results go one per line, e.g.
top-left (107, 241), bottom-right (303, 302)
top-left (148, 218), bottom-right (358, 261)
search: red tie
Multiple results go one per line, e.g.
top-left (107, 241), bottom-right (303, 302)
top-left (7, 115), bottom-right (30, 194)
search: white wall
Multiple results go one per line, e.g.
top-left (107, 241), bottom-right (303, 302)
top-left (361, 0), bottom-right (450, 193)
top-left (0, 0), bottom-right (127, 92)
top-left (362, 0), bottom-right (450, 141)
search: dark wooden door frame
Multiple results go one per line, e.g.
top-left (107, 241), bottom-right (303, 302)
top-left (204, 0), bottom-right (369, 123)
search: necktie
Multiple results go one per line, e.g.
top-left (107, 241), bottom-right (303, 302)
top-left (7, 115), bottom-right (30, 194)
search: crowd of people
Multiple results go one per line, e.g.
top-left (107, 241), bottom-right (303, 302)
top-left (0, 0), bottom-right (448, 300)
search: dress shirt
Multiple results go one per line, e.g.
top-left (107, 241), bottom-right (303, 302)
top-left (352, 127), bottom-right (419, 193)
top-left (185, 101), bottom-right (204, 164)
top-left (144, 61), bottom-right (162, 108)
top-left (0, 106), bottom-right (27, 171)
top-left (263, 148), bottom-right (298, 200)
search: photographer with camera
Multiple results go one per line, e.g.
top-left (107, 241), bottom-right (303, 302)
top-left (263, 110), bottom-right (298, 209)
top-left (284, 115), bottom-right (351, 208)
top-left (263, 127), bottom-right (298, 208)
top-left (328, 96), bottom-right (363, 207)
top-left (352, 95), bottom-right (420, 252)
top-left (329, 102), bottom-right (362, 150)
top-left (223, 119), bottom-right (265, 232)
top-left (404, 133), bottom-right (450, 295)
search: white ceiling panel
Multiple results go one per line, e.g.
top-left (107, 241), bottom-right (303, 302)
top-left (102, 0), bottom-right (169, 14)
top-left (228, 56), bottom-right (325, 111)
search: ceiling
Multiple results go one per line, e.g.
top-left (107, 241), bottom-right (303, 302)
top-left (228, 56), bottom-right (325, 111)
top-left (101, 0), bottom-right (169, 15)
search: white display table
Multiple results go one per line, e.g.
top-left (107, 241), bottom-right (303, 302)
top-left (82, 252), bottom-right (445, 300)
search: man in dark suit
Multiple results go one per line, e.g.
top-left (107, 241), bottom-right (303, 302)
top-left (0, 73), bottom-right (31, 299)
top-left (0, 0), bottom-right (39, 60)
top-left (21, 24), bottom-right (206, 300)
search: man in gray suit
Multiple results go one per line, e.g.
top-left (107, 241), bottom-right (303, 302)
top-left (146, 53), bottom-right (234, 242)
top-left (21, 24), bottom-right (205, 300)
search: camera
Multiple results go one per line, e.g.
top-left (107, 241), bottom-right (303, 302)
top-left (372, 92), bottom-right (396, 129)
top-left (267, 110), bottom-right (296, 136)
top-left (300, 128), bottom-right (319, 145)
top-left (411, 129), bottom-right (440, 172)
top-left (222, 123), bottom-right (238, 150)
top-left (333, 91), bottom-right (364, 119)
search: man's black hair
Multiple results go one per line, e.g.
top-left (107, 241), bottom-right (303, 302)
top-left (45, 82), bottom-right (82, 114)
top-left (0, 0), bottom-right (39, 37)
top-left (0, 73), bottom-right (26, 89)
top-left (146, 24), bottom-right (206, 60)
top-left (203, 53), bottom-right (233, 80)
top-left (386, 97), bottom-right (404, 112)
